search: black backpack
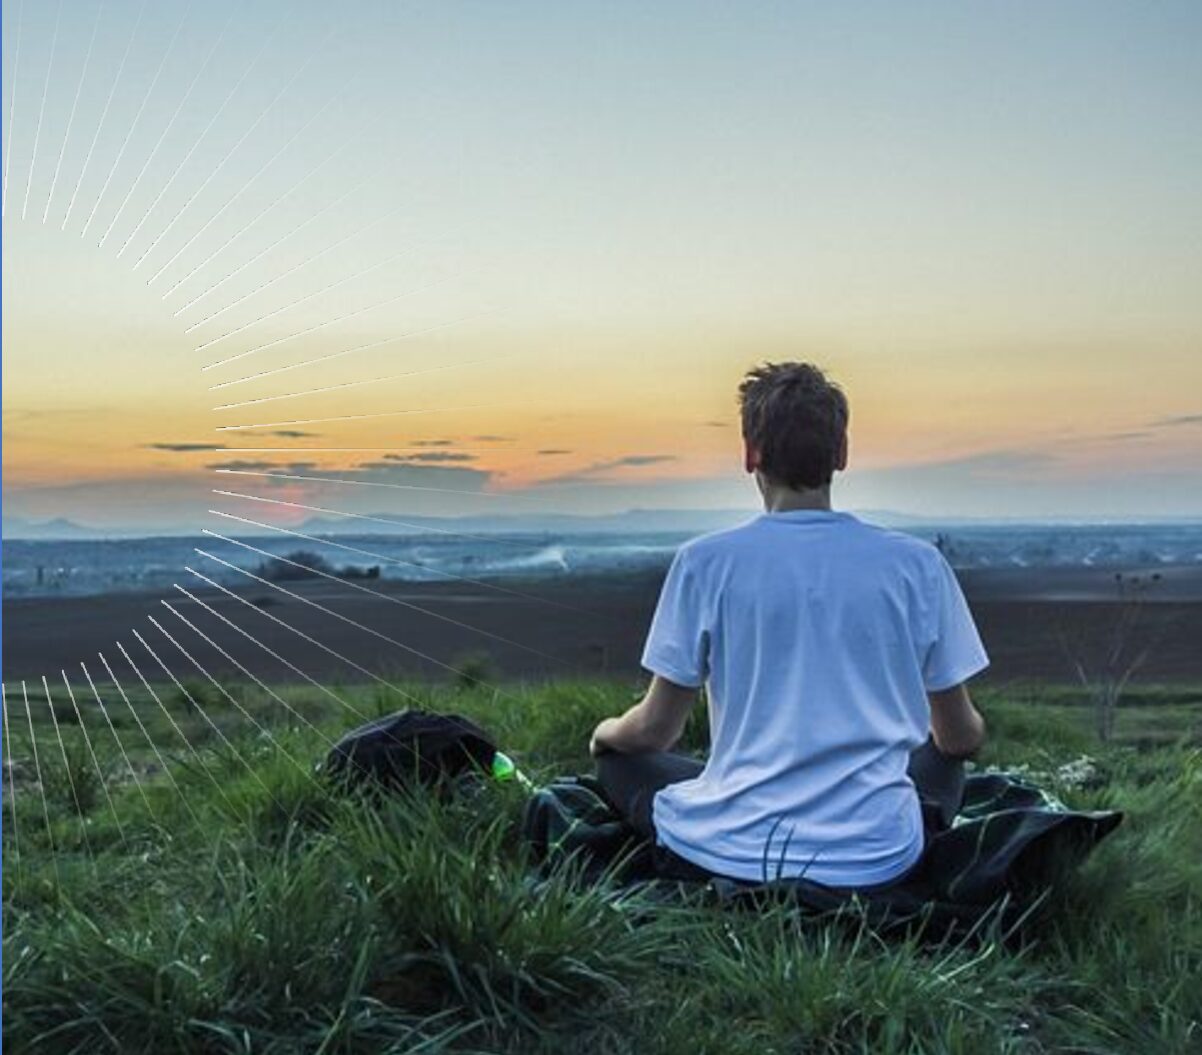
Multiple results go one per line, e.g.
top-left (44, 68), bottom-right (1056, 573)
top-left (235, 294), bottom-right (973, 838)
top-left (322, 710), bottom-right (500, 794)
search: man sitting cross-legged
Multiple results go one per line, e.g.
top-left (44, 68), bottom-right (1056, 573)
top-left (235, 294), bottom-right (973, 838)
top-left (590, 361), bottom-right (989, 889)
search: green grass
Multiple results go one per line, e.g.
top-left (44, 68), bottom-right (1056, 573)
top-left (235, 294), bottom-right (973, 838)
top-left (2, 679), bottom-right (1200, 1053)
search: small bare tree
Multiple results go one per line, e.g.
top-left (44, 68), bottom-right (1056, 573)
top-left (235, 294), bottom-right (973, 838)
top-left (1057, 571), bottom-right (1164, 742)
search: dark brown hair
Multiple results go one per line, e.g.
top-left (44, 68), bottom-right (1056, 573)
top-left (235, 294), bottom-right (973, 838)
top-left (738, 362), bottom-right (849, 489)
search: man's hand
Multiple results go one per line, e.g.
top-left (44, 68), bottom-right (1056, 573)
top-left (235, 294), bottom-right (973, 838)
top-left (589, 717), bottom-right (621, 758)
top-left (587, 676), bottom-right (698, 757)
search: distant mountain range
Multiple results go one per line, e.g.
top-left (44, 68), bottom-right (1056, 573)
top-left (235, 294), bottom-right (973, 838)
top-left (4, 508), bottom-right (1201, 541)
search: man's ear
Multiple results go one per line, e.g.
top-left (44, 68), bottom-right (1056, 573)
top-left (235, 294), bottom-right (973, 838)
top-left (835, 431), bottom-right (849, 471)
top-left (743, 438), bottom-right (760, 474)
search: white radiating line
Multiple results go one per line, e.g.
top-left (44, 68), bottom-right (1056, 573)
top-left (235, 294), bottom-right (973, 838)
top-left (211, 489), bottom-right (540, 548)
top-left (42, 0), bottom-right (104, 224)
top-left (193, 245), bottom-right (414, 352)
top-left (101, 10), bottom-right (236, 251)
top-left (170, 156), bottom-right (371, 318)
top-left (207, 507), bottom-right (602, 619)
top-left (194, 547), bottom-right (537, 696)
top-left (160, 600), bottom-right (335, 746)
top-left (2, 685), bottom-right (21, 877)
top-left (132, 625), bottom-right (284, 809)
top-left (146, 614), bottom-right (315, 783)
top-left (131, 23), bottom-right (334, 271)
top-left (182, 564), bottom-right (432, 706)
top-left (20, 682), bottom-right (60, 889)
top-left (201, 271), bottom-right (463, 371)
top-left (182, 568), bottom-right (427, 707)
top-left (41, 675), bottom-right (95, 859)
top-left (212, 354), bottom-right (504, 411)
top-left (154, 119), bottom-right (358, 295)
top-left (22, 0), bottom-right (62, 220)
top-left (213, 399), bottom-right (491, 431)
top-left (183, 201), bottom-right (405, 334)
top-left (98, 651), bottom-right (202, 829)
top-left (61, 671), bottom-right (128, 846)
top-left (1, 0), bottom-right (24, 218)
top-left (82, 1), bottom-right (191, 238)
top-left (80, 662), bottom-right (156, 822)
top-left (61, 0), bottom-right (148, 230)
top-left (116, 638), bottom-right (241, 818)
top-left (208, 309), bottom-right (497, 390)
top-left (171, 582), bottom-right (371, 723)
top-left (200, 529), bottom-right (562, 663)
top-left (211, 467), bottom-right (523, 504)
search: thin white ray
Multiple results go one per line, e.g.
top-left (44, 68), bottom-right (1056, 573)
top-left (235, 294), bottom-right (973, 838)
top-left (170, 158), bottom-right (371, 318)
top-left (201, 529), bottom-right (563, 663)
top-left (208, 508), bottom-right (603, 619)
top-left (42, 0), bottom-right (104, 224)
top-left (194, 547), bottom-right (541, 694)
top-left (213, 400), bottom-right (492, 432)
top-left (207, 310), bottom-right (498, 390)
top-left (2, 685), bottom-right (22, 878)
top-left (22, 0), bottom-right (63, 220)
top-left (41, 675), bottom-right (95, 859)
top-left (101, 10), bottom-right (236, 251)
top-left (211, 489), bottom-right (541, 548)
top-left (1, 0), bottom-right (24, 218)
top-left (146, 615), bottom-right (315, 783)
top-left (212, 355), bottom-right (505, 411)
top-left (132, 625), bottom-right (285, 809)
top-left (61, 0), bottom-right (149, 230)
top-left (160, 600), bottom-right (335, 746)
top-left (201, 272), bottom-right (465, 371)
top-left (193, 245), bottom-right (415, 352)
top-left (183, 202), bottom-right (405, 334)
top-left (131, 23), bottom-right (335, 271)
top-left (116, 638), bottom-right (241, 818)
top-left (182, 567), bottom-right (427, 706)
top-left (154, 120), bottom-right (358, 295)
top-left (60, 671), bottom-right (127, 847)
top-left (82, 1), bottom-right (191, 239)
top-left (20, 681), bottom-right (60, 889)
top-left (211, 466), bottom-right (523, 503)
top-left (170, 583), bottom-right (370, 723)
top-left (80, 663), bottom-right (156, 822)
top-left (98, 651), bottom-right (202, 829)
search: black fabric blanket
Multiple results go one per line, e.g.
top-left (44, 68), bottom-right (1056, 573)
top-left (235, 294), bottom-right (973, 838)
top-left (521, 770), bottom-right (1123, 940)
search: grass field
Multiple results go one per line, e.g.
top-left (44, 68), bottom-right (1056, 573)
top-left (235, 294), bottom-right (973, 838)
top-left (2, 676), bottom-right (1200, 1053)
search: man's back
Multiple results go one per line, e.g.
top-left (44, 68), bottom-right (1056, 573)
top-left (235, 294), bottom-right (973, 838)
top-left (642, 508), bottom-right (990, 886)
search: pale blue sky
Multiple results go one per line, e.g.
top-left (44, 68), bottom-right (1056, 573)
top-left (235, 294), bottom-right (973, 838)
top-left (3, 1), bottom-right (1200, 530)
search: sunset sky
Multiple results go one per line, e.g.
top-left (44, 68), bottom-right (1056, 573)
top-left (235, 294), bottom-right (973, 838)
top-left (3, 0), bottom-right (1201, 533)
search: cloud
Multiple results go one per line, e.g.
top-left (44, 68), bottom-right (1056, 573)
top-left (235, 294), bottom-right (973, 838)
top-left (537, 448), bottom-right (572, 456)
top-left (472, 434), bottom-right (513, 442)
top-left (378, 452), bottom-right (477, 464)
top-left (538, 453), bottom-right (678, 486)
top-left (408, 438), bottom-right (454, 447)
top-left (225, 429), bottom-right (321, 438)
top-left (206, 460), bottom-right (320, 472)
top-left (145, 442), bottom-right (229, 452)
top-left (1149, 413), bottom-right (1202, 428)
top-left (702, 420), bottom-right (730, 428)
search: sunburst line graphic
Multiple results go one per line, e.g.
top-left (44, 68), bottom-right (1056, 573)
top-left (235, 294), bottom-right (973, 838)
top-left (1, 0), bottom-right (588, 927)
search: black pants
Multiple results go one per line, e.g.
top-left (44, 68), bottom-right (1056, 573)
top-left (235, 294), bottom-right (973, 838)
top-left (594, 738), bottom-right (965, 884)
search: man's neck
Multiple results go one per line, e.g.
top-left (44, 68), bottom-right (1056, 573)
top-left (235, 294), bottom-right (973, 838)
top-left (760, 481), bottom-right (834, 513)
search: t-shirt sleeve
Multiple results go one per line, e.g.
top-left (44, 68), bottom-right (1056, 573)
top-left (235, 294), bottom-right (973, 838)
top-left (640, 547), bottom-right (710, 689)
top-left (922, 552), bottom-right (990, 692)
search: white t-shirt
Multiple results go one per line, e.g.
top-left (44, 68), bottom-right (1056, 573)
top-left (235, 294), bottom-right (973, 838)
top-left (642, 508), bottom-right (990, 887)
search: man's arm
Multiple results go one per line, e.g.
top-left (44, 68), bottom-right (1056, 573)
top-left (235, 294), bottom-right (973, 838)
top-left (589, 675), bottom-right (698, 757)
top-left (927, 681), bottom-right (987, 758)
